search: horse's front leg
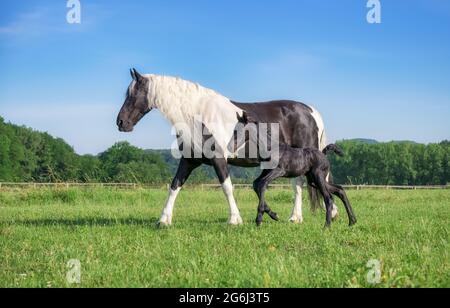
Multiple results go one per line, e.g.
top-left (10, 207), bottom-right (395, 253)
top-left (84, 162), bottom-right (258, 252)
top-left (159, 158), bottom-right (201, 226)
top-left (211, 158), bottom-right (243, 225)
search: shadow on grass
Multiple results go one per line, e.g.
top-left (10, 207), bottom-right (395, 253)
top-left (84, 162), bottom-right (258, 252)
top-left (12, 217), bottom-right (160, 228)
top-left (6, 216), bottom-right (277, 228)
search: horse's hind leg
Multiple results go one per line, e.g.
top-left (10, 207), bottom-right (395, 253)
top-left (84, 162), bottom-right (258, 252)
top-left (289, 177), bottom-right (304, 224)
top-left (328, 184), bottom-right (357, 226)
top-left (326, 173), bottom-right (339, 220)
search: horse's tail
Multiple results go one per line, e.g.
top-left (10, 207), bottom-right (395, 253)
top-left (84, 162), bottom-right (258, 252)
top-left (322, 144), bottom-right (344, 157)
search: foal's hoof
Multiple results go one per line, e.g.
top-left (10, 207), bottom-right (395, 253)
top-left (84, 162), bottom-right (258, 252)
top-left (268, 212), bottom-right (280, 222)
top-left (349, 219), bottom-right (357, 227)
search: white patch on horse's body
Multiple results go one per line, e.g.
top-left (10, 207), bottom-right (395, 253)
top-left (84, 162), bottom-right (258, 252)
top-left (222, 177), bottom-right (243, 225)
top-left (308, 105), bottom-right (339, 218)
top-left (146, 75), bottom-right (243, 158)
top-left (308, 105), bottom-right (327, 151)
top-left (159, 187), bottom-right (181, 226)
top-left (290, 177), bottom-right (304, 224)
top-left (143, 74), bottom-right (244, 225)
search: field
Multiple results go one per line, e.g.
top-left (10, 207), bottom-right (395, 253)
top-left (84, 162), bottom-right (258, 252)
top-left (0, 187), bottom-right (449, 288)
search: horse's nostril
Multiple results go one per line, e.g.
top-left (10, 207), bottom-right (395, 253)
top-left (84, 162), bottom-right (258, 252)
top-left (118, 119), bottom-right (124, 127)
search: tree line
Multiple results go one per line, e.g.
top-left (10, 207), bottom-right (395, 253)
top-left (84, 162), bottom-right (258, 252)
top-left (0, 117), bottom-right (448, 185)
top-left (329, 140), bottom-right (450, 185)
top-left (0, 117), bottom-right (171, 184)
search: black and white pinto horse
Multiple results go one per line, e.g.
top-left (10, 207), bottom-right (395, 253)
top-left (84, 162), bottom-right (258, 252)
top-left (117, 69), bottom-right (339, 226)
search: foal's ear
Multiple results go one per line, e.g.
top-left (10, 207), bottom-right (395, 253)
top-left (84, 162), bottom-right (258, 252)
top-left (236, 112), bottom-right (249, 124)
top-left (130, 68), bottom-right (136, 80)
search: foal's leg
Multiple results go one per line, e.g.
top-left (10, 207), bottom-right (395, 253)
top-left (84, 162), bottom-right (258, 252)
top-left (327, 184), bottom-right (357, 226)
top-left (326, 173), bottom-right (339, 220)
top-left (159, 158), bottom-right (201, 226)
top-left (254, 169), bottom-right (285, 226)
top-left (290, 177), bottom-right (304, 224)
top-left (253, 171), bottom-right (279, 222)
top-left (313, 174), bottom-right (335, 228)
top-left (211, 158), bottom-right (243, 225)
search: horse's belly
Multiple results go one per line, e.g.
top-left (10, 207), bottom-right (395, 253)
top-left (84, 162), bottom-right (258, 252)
top-left (227, 158), bottom-right (261, 168)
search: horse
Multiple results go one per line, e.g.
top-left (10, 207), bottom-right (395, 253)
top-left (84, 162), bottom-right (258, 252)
top-left (117, 68), bottom-right (339, 226)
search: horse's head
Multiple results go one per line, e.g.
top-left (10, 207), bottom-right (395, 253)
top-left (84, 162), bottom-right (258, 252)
top-left (117, 68), bottom-right (152, 132)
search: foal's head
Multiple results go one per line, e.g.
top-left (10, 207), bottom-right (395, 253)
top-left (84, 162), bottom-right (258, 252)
top-left (117, 68), bottom-right (152, 132)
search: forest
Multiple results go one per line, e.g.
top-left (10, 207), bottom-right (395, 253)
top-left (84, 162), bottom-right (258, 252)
top-left (0, 116), bottom-right (449, 185)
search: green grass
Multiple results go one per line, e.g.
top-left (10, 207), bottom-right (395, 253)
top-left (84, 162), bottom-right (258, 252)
top-left (0, 187), bottom-right (449, 288)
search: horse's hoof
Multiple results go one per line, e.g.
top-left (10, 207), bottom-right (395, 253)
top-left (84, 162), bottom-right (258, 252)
top-left (158, 214), bottom-right (172, 227)
top-left (349, 219), bottom-right (357, 227)
top-left (289, 216), bottom-right (303, 224)
top-left (157, 221), bottom-right (171, 228)
top-left (331, 207), bottom-right (339, 221)
top-left (256, 221), bottom-right (263, 227)
top-left (228, 215), bottom-right (243, 225)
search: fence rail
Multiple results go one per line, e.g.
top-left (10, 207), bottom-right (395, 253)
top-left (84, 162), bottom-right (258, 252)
top-left (0, 182), bottom-right (448, 190)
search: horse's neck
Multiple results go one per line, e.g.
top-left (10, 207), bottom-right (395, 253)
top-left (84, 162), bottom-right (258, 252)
top-left (149, 75), bottom-right (242, 158)
top-left (150, 75), bottom-right (240, 128)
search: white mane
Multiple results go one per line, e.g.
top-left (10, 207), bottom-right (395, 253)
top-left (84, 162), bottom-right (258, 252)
top-left (145, 74), bottom-right (243, 157)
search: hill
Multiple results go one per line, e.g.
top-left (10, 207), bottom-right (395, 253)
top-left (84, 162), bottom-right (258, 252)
top-left (344, 138), bottom-right (379, 144)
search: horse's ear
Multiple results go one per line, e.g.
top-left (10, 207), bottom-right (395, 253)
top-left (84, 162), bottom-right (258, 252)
top-left (132, 68), bottom-right (145, 83)
top-left (130, 68), bottom-right (137, 80)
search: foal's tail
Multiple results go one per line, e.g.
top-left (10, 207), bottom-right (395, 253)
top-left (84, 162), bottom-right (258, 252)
top-left (322, 144), bottom-right (344, 157)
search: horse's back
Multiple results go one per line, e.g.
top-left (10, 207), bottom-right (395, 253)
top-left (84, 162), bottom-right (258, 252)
top-left (231, 100), bottom-right (320, 148)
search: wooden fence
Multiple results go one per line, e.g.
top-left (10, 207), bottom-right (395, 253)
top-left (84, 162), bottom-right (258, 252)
top-left (0, 182), bottom-right (448, 191)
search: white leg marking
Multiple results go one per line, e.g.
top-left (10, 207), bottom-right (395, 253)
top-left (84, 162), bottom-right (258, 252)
top-left (159, 187), bottom-right (181, 226)
top-left (290, 177), bottom-right (304, 224)
top-left (326, 173), bottom-right (339, 219)
top-left (222, 177), bottom-right (243, 225)
top-left (332, 203), bottom-right (339, 219)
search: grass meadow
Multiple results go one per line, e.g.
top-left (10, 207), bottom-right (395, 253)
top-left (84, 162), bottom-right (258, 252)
top-left (0, 187), bottom-right (449, 288)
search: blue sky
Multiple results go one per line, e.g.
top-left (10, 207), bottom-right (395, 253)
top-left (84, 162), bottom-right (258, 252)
top-left (0, 0), bottom-right (449, 154)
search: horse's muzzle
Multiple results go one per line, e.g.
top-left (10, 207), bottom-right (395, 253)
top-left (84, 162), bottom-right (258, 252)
top-left (117, 120), bottom-right (134, 132)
